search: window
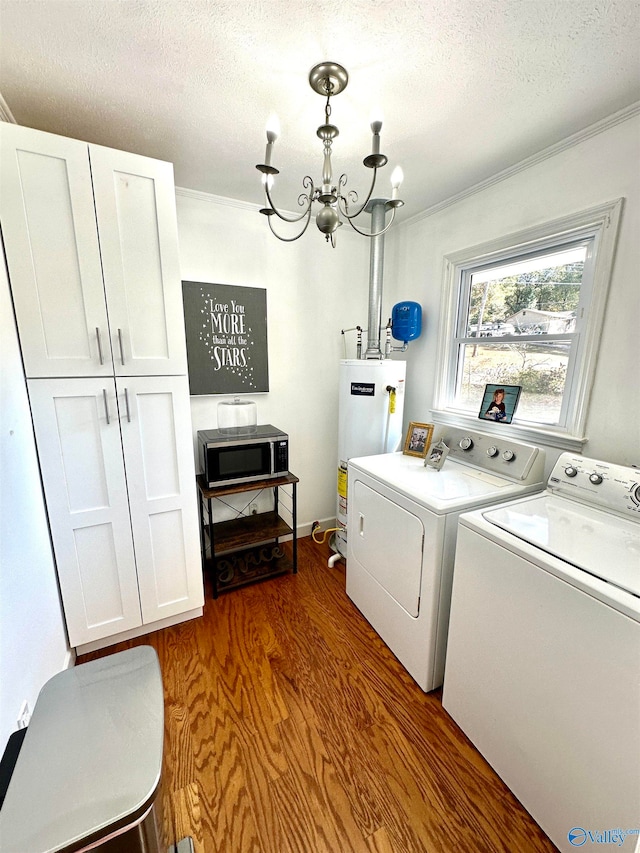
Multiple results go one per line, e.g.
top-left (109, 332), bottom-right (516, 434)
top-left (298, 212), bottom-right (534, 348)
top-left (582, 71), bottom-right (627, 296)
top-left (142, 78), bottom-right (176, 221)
top-left (433, 199), bottom-right (623, 449)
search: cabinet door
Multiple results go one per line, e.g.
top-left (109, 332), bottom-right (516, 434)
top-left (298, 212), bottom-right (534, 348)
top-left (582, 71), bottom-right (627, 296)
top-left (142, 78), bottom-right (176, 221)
top-left (27, 378), bottom-right (142, 647)
top-left (89, 145), bottom-right (188, 376)
top-left (116, 375), bottom-right (203, 623)
top-left (0, 124), bottom-right (112, 378)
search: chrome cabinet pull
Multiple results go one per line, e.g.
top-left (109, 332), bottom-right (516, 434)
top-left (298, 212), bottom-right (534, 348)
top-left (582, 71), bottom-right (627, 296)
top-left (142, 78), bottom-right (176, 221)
top-left (96, 328), bottom-right (104, 365)
top-left (124, 387), bottom-right (131, 423)
top-left (102, 389), bottom-right (110, 424)
top-left (117, 328), bottom-right (125, 365)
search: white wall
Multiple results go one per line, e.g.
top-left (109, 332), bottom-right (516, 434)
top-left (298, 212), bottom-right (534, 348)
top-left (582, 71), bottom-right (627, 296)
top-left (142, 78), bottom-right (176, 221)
top-left (0, 255), bottom-right (70, 754)
top-left (176, 191), bottom-right (372, 529)
top-left (385, 111), bottom-right (640, 469)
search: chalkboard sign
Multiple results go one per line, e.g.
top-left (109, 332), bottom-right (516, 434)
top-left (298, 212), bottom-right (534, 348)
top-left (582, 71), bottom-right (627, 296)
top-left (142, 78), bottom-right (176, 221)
top-left (182, 282), bottom-right (269, 395)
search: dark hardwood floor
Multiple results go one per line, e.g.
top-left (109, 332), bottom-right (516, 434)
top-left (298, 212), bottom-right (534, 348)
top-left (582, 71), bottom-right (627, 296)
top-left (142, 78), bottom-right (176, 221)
top-left (78, 537), bottom-right (558, 852)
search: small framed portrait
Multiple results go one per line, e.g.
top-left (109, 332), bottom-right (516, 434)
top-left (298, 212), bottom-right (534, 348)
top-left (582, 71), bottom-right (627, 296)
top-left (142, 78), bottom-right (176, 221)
top-left (403, 422), bottom-right (434, 458)
top-left (478, 383), bottom-right (522, 424)
top-left (424, 439), bottom-right (450, 470)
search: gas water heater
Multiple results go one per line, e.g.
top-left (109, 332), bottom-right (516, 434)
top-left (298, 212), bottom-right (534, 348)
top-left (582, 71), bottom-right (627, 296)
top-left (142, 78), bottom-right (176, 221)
top-left (331, 199), bottom-right (420, 561)
top-left (335, 358), bottom-right (406, 557)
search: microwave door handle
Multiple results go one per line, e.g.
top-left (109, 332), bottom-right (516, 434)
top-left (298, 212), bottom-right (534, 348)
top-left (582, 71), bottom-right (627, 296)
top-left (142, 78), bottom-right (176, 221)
top-left (270, 441), bottom-right (275, 472)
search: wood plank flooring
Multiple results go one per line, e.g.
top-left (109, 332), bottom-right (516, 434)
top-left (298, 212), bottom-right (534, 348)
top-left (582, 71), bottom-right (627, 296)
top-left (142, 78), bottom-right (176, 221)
top-left (78, 537), bottom-right (558, 852)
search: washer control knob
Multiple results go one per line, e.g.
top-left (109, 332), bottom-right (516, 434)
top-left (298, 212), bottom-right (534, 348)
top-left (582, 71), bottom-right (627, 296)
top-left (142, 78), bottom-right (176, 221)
top-left (564, 466), bottom-right (578, 478)
top-left (487, 446), bottom-right (499, 458)
top-left (589, 472), bottom-right (603, 485)
top-left (459, 437), bottom-right (474, 451)
top-left (502, 450), bottom-right (515, 462)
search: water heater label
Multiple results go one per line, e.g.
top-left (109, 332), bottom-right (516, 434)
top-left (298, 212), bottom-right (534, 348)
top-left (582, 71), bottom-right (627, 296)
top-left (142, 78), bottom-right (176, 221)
top-left (351, 382), bottom-right (375, 396)
top-left (337, 466), bottom-right (348, 498)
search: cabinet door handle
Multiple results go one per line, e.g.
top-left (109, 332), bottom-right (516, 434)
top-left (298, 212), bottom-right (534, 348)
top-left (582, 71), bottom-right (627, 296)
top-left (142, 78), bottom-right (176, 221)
top-left (124, 387), bottom-right (131, 423)
top-left (117, 328), bottom-right (125, 366)
top-left (103, 388), bottom-right (110, 424)
top-left (96, 327), bottom-right (104, 365)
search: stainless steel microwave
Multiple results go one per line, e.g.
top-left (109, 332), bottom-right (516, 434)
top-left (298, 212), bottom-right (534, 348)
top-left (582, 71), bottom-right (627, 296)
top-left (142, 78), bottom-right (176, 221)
top-left (197, 425), bottom-right (289, 487)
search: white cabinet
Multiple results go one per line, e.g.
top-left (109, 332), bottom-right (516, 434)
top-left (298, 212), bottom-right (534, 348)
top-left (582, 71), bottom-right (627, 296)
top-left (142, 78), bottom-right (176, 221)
top-left (26, 378), bottom-right (143, 645)
top-left (0, 125), bottom-right (111, 378)
top-left (27, 377), bottom-right (203, 647)
top-left (89, 145), bottom-right (187, 376)
top-left (0, 123), bottom-right (187, 378)
top-left (2, 123), bottom-right (203, 651)
top-left (114, 375), bottom-right (202, 625)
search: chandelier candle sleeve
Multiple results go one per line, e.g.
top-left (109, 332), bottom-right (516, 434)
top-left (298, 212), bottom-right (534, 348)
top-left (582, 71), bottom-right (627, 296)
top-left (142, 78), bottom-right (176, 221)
top-left (371, 119), bottom-right (382, 156)
top-left (391, 167), bottom-right (403, 201)
top-left (264, 115), bottom-right (279, 168)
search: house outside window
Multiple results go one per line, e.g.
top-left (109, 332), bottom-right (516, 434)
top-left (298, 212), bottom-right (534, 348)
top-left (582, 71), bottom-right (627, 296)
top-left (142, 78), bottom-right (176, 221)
top-left (432, 199), bottom-right (623, 450)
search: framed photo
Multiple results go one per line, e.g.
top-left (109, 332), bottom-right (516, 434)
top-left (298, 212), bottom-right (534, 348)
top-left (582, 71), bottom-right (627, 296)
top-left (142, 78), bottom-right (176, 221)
top-left (424, 439), bottom-right (450, 470)
top-left (403, 422), bottom-right (434, 457)
top-left (478, 384), bottom-right (522, 424)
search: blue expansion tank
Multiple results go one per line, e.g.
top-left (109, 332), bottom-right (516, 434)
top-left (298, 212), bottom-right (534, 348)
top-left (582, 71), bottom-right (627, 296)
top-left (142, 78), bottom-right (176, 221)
top-left (391, 301), bottom-right (422, 342)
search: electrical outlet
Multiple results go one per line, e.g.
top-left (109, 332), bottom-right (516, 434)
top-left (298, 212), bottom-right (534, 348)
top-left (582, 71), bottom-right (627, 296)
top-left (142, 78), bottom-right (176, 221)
top-left (249, 502), bottom-right (258, 515)
top-left (17, 700), bottom-right (30, 729)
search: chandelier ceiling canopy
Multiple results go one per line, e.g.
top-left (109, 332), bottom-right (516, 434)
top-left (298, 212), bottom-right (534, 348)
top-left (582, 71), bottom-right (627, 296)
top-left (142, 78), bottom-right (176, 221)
top-left (256, 62), bottom-right (404, 247)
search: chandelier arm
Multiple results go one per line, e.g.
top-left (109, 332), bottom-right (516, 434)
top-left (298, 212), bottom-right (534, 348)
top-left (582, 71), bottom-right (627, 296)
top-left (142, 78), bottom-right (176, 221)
top-left (266, 206), bottom-right (314, 242)
top-left (265, 176), bottom-right (315, 223)
top-left (336, 168), bottom-right (380, 221)
top-left (344, 204), bottom-right (397, 238)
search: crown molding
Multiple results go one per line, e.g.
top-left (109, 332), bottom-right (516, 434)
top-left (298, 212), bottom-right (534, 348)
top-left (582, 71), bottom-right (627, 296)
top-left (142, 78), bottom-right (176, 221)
top-left (179, 101), bottom-right (640, 230)
top-left (175, 186), bottom-right (261, 212)
top-left (0, 92), bottom-right (17, 123)
top-left (403, 100), bottom-right (640, 227)
top-left (175, 185), bottom-right (362, 240)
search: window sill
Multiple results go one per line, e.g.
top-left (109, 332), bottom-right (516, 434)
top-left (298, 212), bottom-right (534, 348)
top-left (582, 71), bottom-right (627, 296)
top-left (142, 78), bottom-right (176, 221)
top-left (430, 410), bottom-right (587, 453)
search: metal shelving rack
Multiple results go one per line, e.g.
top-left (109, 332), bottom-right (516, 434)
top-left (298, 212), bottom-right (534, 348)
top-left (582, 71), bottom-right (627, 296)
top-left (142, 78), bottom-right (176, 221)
top-left (196, 472), bottom-right (298, 597)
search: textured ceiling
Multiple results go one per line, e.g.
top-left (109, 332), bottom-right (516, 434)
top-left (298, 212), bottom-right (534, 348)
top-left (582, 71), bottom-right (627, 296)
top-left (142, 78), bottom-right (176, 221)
top-left (1, 0), bottom-right (639, 220)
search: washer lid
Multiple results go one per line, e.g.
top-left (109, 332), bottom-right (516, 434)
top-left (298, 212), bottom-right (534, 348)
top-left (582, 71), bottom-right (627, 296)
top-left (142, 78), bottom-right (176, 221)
top-left (484, 495), bottom-right (640, 597)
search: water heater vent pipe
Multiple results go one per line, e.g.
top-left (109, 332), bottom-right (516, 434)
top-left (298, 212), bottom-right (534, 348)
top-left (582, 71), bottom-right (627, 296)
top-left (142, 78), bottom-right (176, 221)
top-left (364, 199), bottom-right (388, 359)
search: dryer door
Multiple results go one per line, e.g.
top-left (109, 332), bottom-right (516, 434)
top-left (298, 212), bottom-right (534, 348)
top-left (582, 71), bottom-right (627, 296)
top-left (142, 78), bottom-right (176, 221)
top-left (351, 479), bottom-right (424, 616)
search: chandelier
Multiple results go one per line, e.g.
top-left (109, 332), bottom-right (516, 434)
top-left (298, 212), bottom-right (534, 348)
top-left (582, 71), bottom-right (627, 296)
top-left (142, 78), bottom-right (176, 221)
top-left (256, 62), bottom-right (404, 247)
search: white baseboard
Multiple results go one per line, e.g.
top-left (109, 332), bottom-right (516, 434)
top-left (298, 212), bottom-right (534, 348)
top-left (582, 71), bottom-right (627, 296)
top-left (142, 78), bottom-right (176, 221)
top-left (75, 608), bottom-right (203, 656)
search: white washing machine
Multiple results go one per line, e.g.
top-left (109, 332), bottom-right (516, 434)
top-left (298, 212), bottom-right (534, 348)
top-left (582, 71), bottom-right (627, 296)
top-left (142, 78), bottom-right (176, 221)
top-left (443, 453), bottom-right (640, 853)
top-left (346, 426), bottom-right (546, 692)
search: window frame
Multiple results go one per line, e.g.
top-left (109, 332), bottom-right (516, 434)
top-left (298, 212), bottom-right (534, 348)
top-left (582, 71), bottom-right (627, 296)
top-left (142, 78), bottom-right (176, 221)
top-left (432, 198), bottom-right (623, 451)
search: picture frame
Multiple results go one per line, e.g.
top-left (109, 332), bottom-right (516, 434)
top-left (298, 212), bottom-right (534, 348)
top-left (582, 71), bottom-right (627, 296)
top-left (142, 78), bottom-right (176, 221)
top-left (478, 383), bottom-right (522, 424)
top-left (403, 422), bottom-right (434, 457)
top-left (181, 281), bottom-right (269, 395)
top-left (424, 439), bottom-right (450, 471)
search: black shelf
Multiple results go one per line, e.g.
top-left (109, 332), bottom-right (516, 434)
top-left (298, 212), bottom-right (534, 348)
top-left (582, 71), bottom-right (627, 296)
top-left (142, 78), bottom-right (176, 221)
top-left (196, 473), bottom-right (298, 598)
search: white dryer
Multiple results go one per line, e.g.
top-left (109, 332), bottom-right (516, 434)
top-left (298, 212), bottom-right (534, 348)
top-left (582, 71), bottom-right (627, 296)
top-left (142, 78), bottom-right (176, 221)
top-left (346, 426), bottom-right (545, 692)
top-left (443, 453), bottom-right (640, 853)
